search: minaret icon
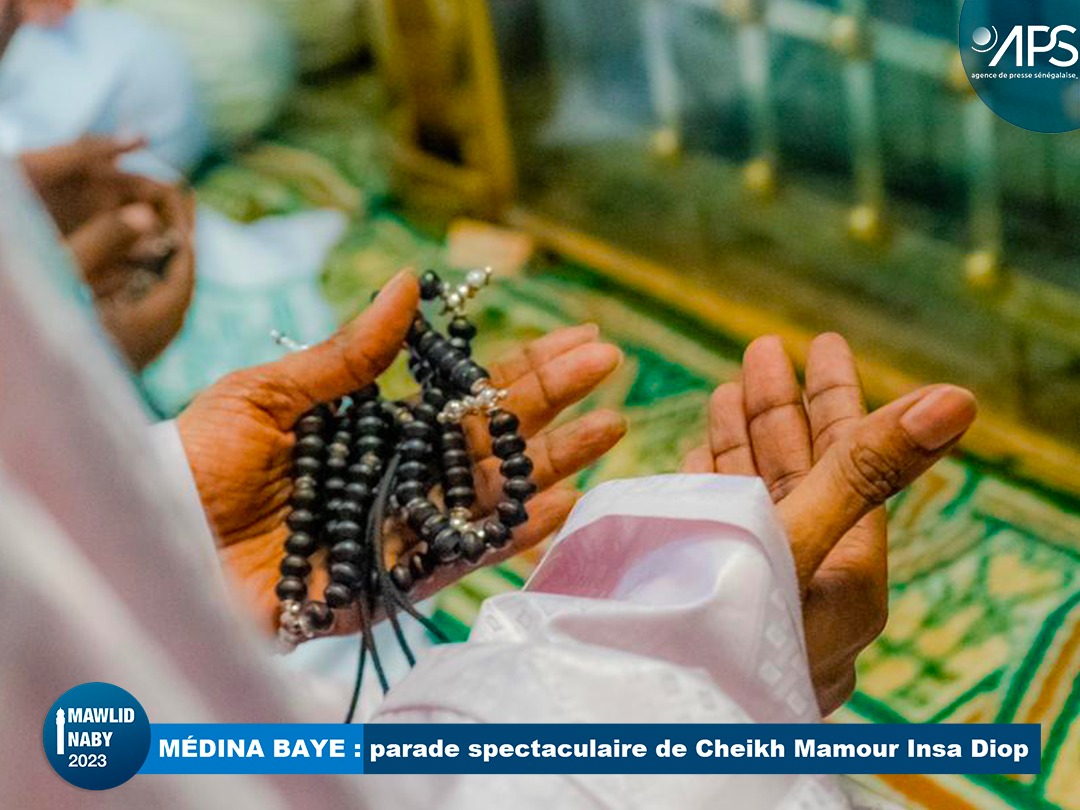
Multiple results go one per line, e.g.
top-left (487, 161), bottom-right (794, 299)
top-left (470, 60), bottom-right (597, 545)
top-left (56, 709), bottom-right (65, 755)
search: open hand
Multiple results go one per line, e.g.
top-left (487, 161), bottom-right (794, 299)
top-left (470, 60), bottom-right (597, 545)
top-left (683, 333), bottom-right (977, 714)
top-left (178, 271), bottom-right (627, 634)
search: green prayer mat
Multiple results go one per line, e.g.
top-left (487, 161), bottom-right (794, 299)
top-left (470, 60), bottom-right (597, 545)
top-left (193, 70), bottom-right (1080, 810)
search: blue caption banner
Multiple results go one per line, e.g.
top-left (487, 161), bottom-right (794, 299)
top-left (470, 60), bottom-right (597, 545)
top-left (140, 723), bottom-right (1040, 775)
top-left (142, 725), bottom-right (365, 774)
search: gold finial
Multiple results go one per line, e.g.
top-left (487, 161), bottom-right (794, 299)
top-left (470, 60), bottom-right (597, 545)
top-left (964, 250), bottom-right (1002, 290)
top-left (948, 52), bottom-right (976, 95)
top-left (848, 205), bottom-right (886, 244)
top-left (651, 127), bottom-right (682, 159)
top-left (723, 0), bottom-right (761, 24)
top-left (829, 16), bottom-right (864, 57)
top-left (743, 157), bottom-right (776, 197)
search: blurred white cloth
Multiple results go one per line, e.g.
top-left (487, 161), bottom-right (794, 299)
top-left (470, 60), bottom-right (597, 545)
top-left (0, 157), bottom-right (862, 809)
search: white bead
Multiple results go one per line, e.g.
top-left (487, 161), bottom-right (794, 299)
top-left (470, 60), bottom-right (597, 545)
top-left (477, 387), bottom-right (500, 410)
top-left (439, 400), bottom-right (467, 423)
top-left (445, 292), bottom-right (463, 310)
top-left (466, 268), bottom-right (489, 289)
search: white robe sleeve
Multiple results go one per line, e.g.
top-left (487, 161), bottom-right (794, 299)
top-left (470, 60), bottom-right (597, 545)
top-left (367, 475), bottom-right (855, 810)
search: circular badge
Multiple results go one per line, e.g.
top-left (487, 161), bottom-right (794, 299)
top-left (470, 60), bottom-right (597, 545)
top-left (42, 683), bottom-right (151, 790)
top-left (959, 0), bottom-right (1080, 133)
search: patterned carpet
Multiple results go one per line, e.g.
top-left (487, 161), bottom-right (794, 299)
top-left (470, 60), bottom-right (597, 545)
top-left (193, 71), bottom-right (1080, 810)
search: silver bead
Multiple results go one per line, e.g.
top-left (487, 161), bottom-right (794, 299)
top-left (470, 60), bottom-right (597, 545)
top-left (445, 291), bottom-right (463, 310)
top-left (438, 399), bottom-right (468, 424)
top-left (476, 387), bottom-right (501, 411)
top-left (270, 330), bottom-right (309, 353)
top-left (466, 267), bottom-right (490, 290)
top-left (276, 600), bottom-right (307, 652)
top-left (449, 508), bottom-right (471, 531)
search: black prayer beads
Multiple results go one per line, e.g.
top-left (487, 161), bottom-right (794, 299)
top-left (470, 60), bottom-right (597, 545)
top-left (273, 268), bottom-right (535, 718)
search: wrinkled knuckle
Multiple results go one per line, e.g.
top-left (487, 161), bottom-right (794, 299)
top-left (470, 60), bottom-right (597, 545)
top-left (842, 441), bottom-right (905, 506)
top-left (245, 373), bottom-right (296, 416)
top-left (217, 367), bottom-right (255, 394)
top-left (768, 469), bottom-right (804, 501)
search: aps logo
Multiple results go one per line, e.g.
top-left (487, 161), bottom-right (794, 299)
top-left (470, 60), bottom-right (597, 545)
top-left (958, 0), bottom-right (1080, 134)
top-left (969, 23), bottom-right (1079, 67)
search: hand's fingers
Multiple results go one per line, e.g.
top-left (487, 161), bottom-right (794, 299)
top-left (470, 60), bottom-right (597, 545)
top-left (680, 445), bottom-right (714, 473)
top-left (464, 339), bottom-right (623, 457)
top-left (66, 134), bottom-right (146, 168)
top-left (238, 271), bottom-right (419, 429)
top-left (68, 203), bottom-right (158, 282)
top-left (779, 384), bottom-right (977, 591)
top-left (26, 135), bottom-right (145, 182)
top-left (487, 323), bottom-right (601, 386)
top-left (708, 382), bottom-right (756, 476)
top-left (742, 336), bottom-right (813, 500)
top-left (805, 333), bottom-right (865, 459)
top-left (156, 184), bottom-right (195, 240)
top-left (106, 171), bottom-right (176, 210)
top-left (803, 333), bottom-right (888, 598)
top-left (474, 409), bottom-right (627, 511)
top-left (96, 240), bottom-right (196, 369)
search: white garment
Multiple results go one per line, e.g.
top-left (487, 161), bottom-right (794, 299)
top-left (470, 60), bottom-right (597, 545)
top-left (0, 9), bottom-right (208, 174)
top-left (0, 157), bottom-right (862, 809)
top-left (0, 11), bottom-right (339, 415)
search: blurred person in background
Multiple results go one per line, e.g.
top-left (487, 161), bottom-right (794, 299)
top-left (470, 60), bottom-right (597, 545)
top-left (0, 0), bottom-right (347, 396)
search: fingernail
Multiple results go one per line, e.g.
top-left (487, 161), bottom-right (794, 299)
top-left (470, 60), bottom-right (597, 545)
top-left (900, 385), bottom-right (978, 451)
top-left (119, 203), bottom-right (157, 233)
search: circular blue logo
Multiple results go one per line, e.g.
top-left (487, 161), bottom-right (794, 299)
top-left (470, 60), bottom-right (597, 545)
top-left (960, 0), bottom-right (1080, 133)
top-left (42, 683), bottom-right (151, 790)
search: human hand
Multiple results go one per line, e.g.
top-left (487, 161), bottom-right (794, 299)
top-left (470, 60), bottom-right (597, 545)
top-left (19, 135), bottom-right (158, 234)
top-left (178, 272), bottom-right (627, 634)
top-left (72, 185), bottom-right (196, 369)
top-left (682, 334), bottom-right (977, 714)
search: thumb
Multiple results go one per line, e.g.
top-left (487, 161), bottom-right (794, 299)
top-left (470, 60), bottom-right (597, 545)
top-left (246, 270), bottom-right (419, 428)
top-left (779, 384), bottom-right (977, 591)
top-left (68, 203), bottom-right (158, 282)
